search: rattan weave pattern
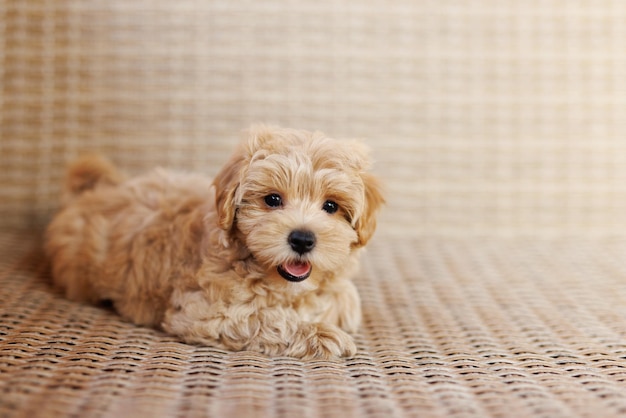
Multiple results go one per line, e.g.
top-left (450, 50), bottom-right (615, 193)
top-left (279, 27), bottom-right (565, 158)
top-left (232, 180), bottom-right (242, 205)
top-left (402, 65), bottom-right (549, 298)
top-left (3, 229), bottom-right (626, 418)
top-left (4, 1), bottom-right (626, 417)
top-left (3, 0), bottom-right (626, 236)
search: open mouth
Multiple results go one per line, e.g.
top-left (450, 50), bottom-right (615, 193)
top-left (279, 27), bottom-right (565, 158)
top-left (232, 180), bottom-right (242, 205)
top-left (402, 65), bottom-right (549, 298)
top-left (277, 261), bottom-right (312, 282)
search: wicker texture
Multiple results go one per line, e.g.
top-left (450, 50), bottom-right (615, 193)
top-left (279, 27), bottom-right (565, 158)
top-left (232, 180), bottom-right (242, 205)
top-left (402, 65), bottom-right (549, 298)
top-left (4, 1), bottom-right (626, 417)
top-left (2, 230), bottom-right (626, 418)
top-left (2, 0), bottom-right (626, 236)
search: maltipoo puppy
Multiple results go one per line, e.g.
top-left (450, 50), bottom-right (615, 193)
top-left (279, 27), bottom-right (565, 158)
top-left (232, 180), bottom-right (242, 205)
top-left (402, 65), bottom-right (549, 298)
top-left (45, 126), bottom-right (384, 359)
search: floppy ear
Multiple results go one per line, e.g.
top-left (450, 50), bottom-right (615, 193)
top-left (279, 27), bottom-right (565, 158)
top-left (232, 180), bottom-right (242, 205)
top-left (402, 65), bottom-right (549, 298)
top-left (354, 172), bottom-right (385, 247)
top-left (212, 146), bottom-right (247, 231)
top-left (213, 126), bottom-right (277, 231)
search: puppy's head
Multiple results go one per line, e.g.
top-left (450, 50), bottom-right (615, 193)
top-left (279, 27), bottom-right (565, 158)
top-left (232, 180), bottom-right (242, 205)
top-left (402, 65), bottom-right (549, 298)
top-left (213, 126), bottom-right (384, 284)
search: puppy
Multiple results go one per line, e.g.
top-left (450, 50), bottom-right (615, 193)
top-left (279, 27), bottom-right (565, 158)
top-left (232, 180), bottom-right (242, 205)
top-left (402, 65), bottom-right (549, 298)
top-left (45, 126), bottom-right (384, 359)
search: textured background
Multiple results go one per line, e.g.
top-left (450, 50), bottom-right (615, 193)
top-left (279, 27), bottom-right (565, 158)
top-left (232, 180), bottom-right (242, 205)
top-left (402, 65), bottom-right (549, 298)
top-left (5, 3), bottom-right (626, 418)
top-left (2, 0), bottom-right (626, 236)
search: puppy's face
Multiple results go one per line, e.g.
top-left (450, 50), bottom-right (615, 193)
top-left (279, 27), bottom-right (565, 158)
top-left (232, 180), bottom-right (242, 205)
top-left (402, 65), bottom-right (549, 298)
top-left (214, 127), bottom-right (383, 285)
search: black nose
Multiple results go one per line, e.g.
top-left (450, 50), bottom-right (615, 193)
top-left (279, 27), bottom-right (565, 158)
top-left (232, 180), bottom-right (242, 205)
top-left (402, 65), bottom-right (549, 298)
top-left (288, 230), bottom-right (316, 254)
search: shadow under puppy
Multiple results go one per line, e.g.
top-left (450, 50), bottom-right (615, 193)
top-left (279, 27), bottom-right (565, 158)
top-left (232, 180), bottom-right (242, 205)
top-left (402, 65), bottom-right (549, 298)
top-left (45, 126), bottom-right (384, 359)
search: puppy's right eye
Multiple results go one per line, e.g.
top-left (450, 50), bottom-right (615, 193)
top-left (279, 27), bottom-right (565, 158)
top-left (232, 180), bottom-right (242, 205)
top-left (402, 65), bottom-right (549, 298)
top-left (264, 193), bottom-right (283, 208)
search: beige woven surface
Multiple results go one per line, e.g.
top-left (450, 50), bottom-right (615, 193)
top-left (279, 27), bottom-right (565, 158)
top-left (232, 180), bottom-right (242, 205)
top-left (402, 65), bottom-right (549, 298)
top-left (5, 2), bottom-right (626, 417)
top-left (2, 229), bottom-right (626, 418)
top-left (2, 0), bottom-right (626, 236)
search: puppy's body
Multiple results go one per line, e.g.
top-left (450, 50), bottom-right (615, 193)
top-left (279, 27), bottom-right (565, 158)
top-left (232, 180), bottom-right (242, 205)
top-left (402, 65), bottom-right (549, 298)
top-left (46, 127), bottom-right (383, 359)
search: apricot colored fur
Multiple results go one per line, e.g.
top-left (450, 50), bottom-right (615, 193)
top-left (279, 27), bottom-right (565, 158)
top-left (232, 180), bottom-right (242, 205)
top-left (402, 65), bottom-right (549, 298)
top-left (45, 126), bottom-right (383, 359)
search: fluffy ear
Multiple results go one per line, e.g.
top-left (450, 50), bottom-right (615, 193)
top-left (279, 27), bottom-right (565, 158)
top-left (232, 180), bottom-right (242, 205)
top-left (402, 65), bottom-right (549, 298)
top-left (212, 145), bottom-right (247, 231)
top-left (354, 172), bottom-right (385, 247)
top-left (213, 126), bottom-right (277, 231)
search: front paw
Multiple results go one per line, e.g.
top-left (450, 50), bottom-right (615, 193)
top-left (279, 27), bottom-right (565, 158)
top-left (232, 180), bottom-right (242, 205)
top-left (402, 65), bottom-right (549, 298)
top-left (290, 323), bottom-right (357, 359)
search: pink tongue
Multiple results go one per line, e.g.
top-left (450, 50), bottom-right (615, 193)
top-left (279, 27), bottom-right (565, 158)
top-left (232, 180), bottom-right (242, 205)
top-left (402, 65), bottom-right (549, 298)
top-left (283, 262), bottom-right (311, 277)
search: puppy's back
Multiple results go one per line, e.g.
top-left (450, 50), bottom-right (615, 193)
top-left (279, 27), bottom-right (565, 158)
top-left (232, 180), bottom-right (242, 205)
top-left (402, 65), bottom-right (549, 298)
top-left (46, 160), bottom-right (213, 326)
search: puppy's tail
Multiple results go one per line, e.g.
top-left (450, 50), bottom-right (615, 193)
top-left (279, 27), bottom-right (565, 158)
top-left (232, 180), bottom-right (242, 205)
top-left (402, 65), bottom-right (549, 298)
top-left (62, 154), bottom-right (125, 204)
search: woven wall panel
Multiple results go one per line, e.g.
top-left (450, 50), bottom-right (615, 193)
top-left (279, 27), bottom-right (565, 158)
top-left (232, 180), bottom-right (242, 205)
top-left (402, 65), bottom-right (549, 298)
top-left (2, 1), bottom-right (626, 236)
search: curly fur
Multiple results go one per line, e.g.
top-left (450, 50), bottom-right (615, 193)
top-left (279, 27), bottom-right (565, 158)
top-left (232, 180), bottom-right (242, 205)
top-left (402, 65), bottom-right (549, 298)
top-left (45, 126), bottom-right (384, 359)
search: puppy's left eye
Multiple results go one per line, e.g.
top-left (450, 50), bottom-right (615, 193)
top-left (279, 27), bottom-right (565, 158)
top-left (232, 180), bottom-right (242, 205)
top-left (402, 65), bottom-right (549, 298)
top-left (322, 200), bottom-right (339, 214)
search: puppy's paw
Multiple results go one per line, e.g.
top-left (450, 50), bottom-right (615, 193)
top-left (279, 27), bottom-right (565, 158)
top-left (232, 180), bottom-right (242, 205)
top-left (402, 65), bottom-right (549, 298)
top-left (290, 323), bottom-right (357, 359)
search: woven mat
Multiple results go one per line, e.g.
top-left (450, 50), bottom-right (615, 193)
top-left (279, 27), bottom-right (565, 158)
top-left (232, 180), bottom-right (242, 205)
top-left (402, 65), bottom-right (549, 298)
top-left (4, 2), bottom-right (626, 416)
top-left (3, 229), bottom-right (626, 418)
